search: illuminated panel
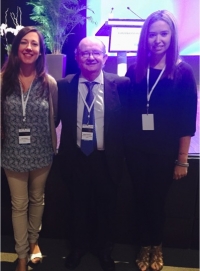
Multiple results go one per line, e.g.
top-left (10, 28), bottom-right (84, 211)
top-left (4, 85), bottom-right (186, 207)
top-left (107, 19), bottom-right (144, 26)
top-left (109, 26), bottom-right (142, 52)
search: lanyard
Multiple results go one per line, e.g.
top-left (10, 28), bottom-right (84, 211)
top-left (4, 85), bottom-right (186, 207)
top-left (146, 66), bottom-right (165, 114)
top-left (19, 79), bottom-right (34, 122)
top-left (80, 83), bottom-right (102, 114)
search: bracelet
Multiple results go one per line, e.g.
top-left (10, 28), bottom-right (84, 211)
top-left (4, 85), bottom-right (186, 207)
top-left (175, 160), bottom-right (189, 167)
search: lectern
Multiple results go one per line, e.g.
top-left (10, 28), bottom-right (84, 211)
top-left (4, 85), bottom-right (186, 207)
top-left (95, 19), bottom-right (145, 76)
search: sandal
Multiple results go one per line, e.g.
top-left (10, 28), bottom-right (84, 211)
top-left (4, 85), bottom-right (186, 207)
top-left (28, 252), bottom-right (42, 264)
top-left (28, 243), bottom-right (42, 264)
top-left (150, 244), bottom-right (163, 271)
top-left (136, 246), bottom-right (151, 271)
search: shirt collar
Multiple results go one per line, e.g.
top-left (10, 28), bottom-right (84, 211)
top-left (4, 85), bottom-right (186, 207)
top-left (79, 71), bottom-right (104, 84)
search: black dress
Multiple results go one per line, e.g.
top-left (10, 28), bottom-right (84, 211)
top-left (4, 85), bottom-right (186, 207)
top-left (125, 61), bottom-right (197, 246)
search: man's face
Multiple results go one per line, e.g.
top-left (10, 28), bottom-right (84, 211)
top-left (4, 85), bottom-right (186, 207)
top-left (75, 38), bottom-right (108, 78)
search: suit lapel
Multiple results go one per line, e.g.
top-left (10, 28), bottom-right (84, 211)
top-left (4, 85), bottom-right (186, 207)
top-left (67, 72), bottom-right (121, 140)
top-left (103, 72), bottom-right (120, 135)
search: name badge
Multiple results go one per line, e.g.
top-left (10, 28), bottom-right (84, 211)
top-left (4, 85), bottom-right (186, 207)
top-left (19, 128), bottom-right (31, 144)
top-left (81, 124), bottom-right (94, 141)
top-left (142, 114), bottom-right (154, 130)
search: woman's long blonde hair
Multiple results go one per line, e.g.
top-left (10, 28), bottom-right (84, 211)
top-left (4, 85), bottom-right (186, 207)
top-left (135, 10), bottom-right (180, 83)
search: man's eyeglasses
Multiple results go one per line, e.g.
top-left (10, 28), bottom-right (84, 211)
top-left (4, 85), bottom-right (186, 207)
top-left (79, 51), bottom-right (104, 58)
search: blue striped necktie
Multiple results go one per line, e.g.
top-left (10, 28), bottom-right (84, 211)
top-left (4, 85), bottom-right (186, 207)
top-left (81, 82), bottom-right (97, 156)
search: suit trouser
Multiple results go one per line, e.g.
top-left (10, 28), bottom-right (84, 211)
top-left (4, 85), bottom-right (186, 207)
top-left (66, 148), bottom-right (117, 255)
top-left (4, 164), bottom-right (51, 259)
top-left (126, 150), bottom-right (174, 247)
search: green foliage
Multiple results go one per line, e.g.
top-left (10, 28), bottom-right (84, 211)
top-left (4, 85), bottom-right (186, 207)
top-left (26, 0), bottom-right (95, 54)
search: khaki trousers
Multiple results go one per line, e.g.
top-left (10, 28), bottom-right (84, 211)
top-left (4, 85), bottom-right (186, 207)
top-left (4, 164), bottom-right (51, 259)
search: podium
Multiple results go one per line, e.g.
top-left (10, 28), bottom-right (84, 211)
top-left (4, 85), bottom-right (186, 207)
top-left (95, 19), bottom-right (144, 76)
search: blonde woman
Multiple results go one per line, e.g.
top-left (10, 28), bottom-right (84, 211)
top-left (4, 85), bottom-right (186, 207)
top-left (125, 10), bottom-right (197, 271)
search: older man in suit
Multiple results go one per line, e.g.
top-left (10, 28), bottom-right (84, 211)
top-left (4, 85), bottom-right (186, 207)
top-left (56, 37), bottom-right (130, 271)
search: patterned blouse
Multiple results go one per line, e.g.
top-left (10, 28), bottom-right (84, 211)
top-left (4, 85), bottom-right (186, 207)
top-left (1, 78), bottom-right (53, 172)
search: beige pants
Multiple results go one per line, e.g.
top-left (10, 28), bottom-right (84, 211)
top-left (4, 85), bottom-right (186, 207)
top-left (4, 164), bottom-right (52, 259)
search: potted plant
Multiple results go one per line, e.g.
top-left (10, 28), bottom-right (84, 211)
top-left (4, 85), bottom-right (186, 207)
top-left (26, 0), bottom-right (95, 79)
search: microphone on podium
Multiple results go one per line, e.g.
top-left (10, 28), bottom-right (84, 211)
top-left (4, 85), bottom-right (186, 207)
top-left (109, 7), bottom-right (114, 19)
top-left (127, 7), bottom-right (143, 19)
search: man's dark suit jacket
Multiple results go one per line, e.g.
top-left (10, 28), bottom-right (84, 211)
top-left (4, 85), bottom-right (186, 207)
top-left (56, 71), bottom-right (130, 184)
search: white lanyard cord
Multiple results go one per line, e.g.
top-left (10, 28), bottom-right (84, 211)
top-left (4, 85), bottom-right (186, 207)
top-left (146, 66), bottom-right (165, 113)
top-left (19, 79), bottom-right (34, 122)
top-left (80, 83), bottom-right (102, 113)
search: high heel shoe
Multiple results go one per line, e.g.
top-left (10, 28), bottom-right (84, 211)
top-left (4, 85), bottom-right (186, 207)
top-left (28, 252), bottom-right (42, 264)
top-left (136, 246), bottom-right (151, 271)
top-left (150, 244), bottom-right (163, 271)
top-left (28, 243), bottom-right (42, 264)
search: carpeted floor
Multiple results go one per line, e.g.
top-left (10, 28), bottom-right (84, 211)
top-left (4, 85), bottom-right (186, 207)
top-left (1, 235), bottom-right (199, 271)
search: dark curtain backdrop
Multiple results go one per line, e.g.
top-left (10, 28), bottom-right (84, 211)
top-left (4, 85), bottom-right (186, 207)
top-left (1, 0), bottom-right (87, 74)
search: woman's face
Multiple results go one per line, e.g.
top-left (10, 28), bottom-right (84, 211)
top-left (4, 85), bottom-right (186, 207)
top-left (18, 32), bottom-right (40, 66)
top-left (148, 20), bottom-right (172, 56)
